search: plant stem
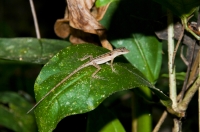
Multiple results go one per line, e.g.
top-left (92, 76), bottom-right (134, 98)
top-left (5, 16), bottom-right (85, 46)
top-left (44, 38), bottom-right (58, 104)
top-left (178, 76), bottom-right (200, 111)
top-left (167, 10), bottom-right (177, 108)
top-left (198, 80), bottom-right (200, 132)
top-left (29, 0), bottom-right (41, 38)
top-left (172, 118), bottom-right (181, 132)
top-left (131, 89), bottom-right (152, 132)
top-left (198, 50), bottom-right (200, 132)
top-left (152, 111), bottom-right (168, 132)
top-left (167, 10), bottom-right (180, 132)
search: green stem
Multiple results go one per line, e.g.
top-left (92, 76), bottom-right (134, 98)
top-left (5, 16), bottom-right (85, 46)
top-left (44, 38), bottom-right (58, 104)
top-left (131, 89), bottom-right (152, 132)
top-left (167, 10), bottom-right (177, 108)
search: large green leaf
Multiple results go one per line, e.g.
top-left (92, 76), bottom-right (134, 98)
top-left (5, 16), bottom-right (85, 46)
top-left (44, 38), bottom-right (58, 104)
top-left (0, 92), bottom-right (36, 132)
top-left (112, 35), bottom-right (162, 83)
top-left (33, 44), bottom-right (171, 131)
top-left (0, 38), bottom-right (71, 64)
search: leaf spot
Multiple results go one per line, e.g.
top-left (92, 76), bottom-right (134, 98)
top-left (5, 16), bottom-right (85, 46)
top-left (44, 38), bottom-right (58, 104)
top-left (101, 95), bottom-right (105, 97)
top-left (117, 40), bottom-right (123, 45)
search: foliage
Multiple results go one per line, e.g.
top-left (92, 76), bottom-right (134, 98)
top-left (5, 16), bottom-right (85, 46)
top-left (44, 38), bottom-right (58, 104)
top-left (0, 92), bottom-right (36, 132)
top-left (0, 0), bottom-right (200, 131)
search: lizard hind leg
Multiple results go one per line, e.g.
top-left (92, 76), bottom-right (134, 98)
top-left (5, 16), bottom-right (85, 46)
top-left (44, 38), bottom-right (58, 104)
top-left (91, 62), bottom-right (104, 79)
top-left (79, 55), bottom-right (93, 61)
top-left (110, 58), bottom-right (117, 73)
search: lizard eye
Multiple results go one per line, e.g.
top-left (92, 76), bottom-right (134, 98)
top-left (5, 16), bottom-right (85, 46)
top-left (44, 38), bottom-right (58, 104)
top-left (121, 47), bottom-right (125, 50)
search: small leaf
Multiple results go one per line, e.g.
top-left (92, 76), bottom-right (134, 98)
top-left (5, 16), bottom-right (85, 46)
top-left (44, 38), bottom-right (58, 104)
top-left (95, 0), bottom-right (118, 7)
top-left (0, 38), bottom-right (71, 64)
top-left (86, 104), bottom-right (125, 132)
top-left (33, 44), bottom-right (171, 131)
top-left (0, 92), bottom-right (37, 132)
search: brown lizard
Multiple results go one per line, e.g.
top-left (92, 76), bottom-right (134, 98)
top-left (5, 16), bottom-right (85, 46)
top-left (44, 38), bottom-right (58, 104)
top-left (27, 47), bottom-right (129, 113)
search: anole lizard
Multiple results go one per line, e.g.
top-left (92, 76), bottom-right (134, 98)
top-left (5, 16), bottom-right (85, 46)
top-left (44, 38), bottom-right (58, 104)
top-left (27, 47), bottom-right (129, 113)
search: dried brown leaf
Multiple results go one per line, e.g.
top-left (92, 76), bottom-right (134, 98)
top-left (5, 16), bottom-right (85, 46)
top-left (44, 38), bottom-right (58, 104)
top-left (54, 19), bottom-right (70, 39)
top-left (69, 28), bottom-right (99, 45)
top-left (67, 0), bottom-right (103, 34)
top-left (54, 0), bottom-right (113, 50)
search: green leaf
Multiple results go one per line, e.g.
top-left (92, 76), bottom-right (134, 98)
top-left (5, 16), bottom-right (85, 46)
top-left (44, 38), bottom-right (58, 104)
top-left (0, 92), bottom-right (37, 132)
top-left (95, 0), bottom-right (119, 7)
top-left (0, 38), bottom-right (71, 64)
top-left (86, 104), bottom-right (125, 132)
top-left (112, 34), bottom-right (162, 83)
top-left (33, 44), bottom-right (171, 132)
top-left (153, 0), bottom-right (200, 18)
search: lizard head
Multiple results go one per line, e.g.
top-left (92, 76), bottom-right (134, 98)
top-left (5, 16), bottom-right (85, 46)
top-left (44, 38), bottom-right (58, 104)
top-left (113, 47), bottom-right (129, 56)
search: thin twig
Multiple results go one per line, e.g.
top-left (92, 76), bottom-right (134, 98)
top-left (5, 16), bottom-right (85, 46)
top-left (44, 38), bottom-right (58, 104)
top-left (199, 80), bottom-right (200, 132)
top-left (179, 41), bottom-right (196, 101)
top-left (197, 12), bottom-right (200, 31)
top-left (29, 0), bottom-right (41, 38)
top-left (178, 76), bottom-right (200, 111)
top-left (198, 50), bottom-right (200, 132)
top-left (177, 48), bottom-right (200, 112)
top-left (180, 45), bottom-right (189, 66)
top-left (186, 51), bottom-right (199, 90)
top-left (153, 111), bottom-right (168, 132)
top-left (172, 26), bottom-right (184, 67)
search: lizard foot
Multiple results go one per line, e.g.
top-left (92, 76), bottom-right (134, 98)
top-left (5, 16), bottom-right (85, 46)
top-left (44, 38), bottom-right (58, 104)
top-left (92, 75), bottom-right (105, 80)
